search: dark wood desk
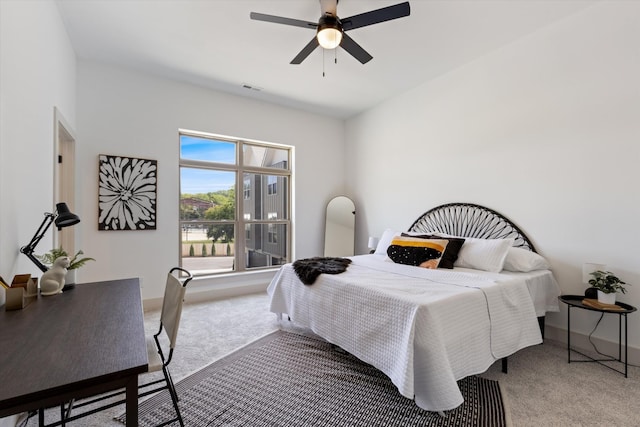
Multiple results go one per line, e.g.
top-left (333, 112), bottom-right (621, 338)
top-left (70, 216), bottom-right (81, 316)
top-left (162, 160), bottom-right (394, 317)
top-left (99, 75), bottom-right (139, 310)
top-left (0, 278), bottom-right (148, 426)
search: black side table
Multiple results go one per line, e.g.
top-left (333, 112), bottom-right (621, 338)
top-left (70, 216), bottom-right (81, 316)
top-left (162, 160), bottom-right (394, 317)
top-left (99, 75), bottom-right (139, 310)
top-left (559, 295), bottom-right (637, 377)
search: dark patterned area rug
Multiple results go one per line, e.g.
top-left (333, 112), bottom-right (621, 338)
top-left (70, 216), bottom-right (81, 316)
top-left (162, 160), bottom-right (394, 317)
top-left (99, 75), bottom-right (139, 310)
top-left (117, 331), bottom-right (509, 426)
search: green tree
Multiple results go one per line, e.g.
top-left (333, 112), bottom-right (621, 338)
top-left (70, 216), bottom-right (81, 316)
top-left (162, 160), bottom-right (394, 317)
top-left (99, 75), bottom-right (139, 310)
top-left (201, 244), bottom-right (207, 257)
top-left (189, 244), bottom-right (194, 257)
top-left (180, 204), bottom-right (200, 220)
top-left (204, 202), bottom-right (235, 242)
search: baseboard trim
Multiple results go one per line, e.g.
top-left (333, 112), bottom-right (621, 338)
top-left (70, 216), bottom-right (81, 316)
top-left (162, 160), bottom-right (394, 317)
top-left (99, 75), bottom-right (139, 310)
top-left (545, 324), bottom-right (640, 366)
top-left (143, 282), bottom-right (268, 312)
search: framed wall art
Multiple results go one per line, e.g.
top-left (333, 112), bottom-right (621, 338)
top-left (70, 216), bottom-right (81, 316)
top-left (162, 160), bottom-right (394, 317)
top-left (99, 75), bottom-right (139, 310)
top-left (98, 154), bottom-right (157, 230)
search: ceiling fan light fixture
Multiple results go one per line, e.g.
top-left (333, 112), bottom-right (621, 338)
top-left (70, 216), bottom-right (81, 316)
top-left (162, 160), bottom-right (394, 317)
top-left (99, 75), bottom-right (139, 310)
top-left (250, 1), bottom-right (410, 64)
top-left (316, 15), bottom-right (343, 49)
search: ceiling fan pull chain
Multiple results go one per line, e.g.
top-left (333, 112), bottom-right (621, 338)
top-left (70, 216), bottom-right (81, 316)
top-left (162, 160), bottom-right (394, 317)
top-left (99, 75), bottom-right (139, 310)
top-left (323, 48), bottom-right (326, 77)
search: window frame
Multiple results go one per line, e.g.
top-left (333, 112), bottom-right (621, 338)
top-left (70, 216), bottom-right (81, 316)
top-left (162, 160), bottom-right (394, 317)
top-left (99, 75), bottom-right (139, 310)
top-left (179, 129), bottom-right (292, 276)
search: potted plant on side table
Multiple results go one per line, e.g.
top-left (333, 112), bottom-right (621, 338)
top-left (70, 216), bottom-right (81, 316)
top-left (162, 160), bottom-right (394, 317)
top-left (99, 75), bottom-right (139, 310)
top-left (588, 270), bottom-right (628, 305)
top-left (38, 247), bottom-right (95, 288)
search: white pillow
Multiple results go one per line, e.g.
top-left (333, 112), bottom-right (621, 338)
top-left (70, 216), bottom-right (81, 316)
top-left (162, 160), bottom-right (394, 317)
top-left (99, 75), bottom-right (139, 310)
top-left (502, 247), bottom-right (550, 272)
top-left (453, 237), bottom-right (514, 272)
top-left (374, 229), bottom-right (401, 255)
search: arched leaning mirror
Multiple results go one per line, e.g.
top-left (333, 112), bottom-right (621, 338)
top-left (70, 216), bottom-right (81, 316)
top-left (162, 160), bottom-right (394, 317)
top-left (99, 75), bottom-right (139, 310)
top-left (324, 196), bottom-right (355, 257)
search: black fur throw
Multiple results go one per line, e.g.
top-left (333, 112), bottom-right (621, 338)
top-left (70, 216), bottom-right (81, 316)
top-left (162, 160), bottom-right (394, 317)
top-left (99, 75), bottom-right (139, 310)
top-left (292, 257), bottom-right (352, 285)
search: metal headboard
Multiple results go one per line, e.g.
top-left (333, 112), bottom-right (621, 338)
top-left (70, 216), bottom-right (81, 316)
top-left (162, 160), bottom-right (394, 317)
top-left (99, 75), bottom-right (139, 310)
top-left (408, 202), bottom-right (536, 252)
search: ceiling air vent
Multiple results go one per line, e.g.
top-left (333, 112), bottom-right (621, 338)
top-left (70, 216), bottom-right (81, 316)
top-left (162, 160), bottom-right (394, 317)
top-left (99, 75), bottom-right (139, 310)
top-left (241, 84), bottom-right (263, 92)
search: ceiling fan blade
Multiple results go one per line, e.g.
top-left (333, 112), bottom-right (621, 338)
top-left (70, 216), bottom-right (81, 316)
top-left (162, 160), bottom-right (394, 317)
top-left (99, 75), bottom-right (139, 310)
top-left (250, 12), bottom-right (317, 30)
top-left (290, 37), bottom-right (320, 64)
top-left (341, 2), bottom-right (410, 32)
top-left (340, 33), bottom-right (373, 64)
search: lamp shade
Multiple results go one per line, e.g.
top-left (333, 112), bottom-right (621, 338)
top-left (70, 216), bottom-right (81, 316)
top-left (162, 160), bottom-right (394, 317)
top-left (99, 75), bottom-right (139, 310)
top-left (316, 15), bottom-right (343, 49)
top-left (583, 262), bottom-right (607, 285)
top-left (367, 236), bottom-right (379, 250)
top-left (55, 202), bottom-right (80, 228)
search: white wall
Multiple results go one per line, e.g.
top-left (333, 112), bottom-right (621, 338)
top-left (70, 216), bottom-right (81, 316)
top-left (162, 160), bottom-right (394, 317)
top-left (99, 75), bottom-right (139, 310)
top-left (345, 2), bottom-right (640, 350)
top-left (76, 60), bottom-right (345, 301)
top-left (0, 0), bottom-right (76, 303)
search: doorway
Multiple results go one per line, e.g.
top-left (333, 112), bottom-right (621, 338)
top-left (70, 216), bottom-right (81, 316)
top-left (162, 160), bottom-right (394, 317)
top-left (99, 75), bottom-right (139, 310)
top-left (54, 107), bottom-right (76, 252)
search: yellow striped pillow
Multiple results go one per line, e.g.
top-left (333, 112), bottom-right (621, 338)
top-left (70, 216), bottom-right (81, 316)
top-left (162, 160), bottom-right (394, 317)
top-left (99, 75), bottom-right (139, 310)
top-left (387, 236), bottom-right (449, 269)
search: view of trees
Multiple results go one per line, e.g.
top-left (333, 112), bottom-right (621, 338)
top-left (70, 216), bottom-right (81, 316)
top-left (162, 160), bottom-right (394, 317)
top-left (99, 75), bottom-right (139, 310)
top-left (181, 187), bottom-right (235, 242)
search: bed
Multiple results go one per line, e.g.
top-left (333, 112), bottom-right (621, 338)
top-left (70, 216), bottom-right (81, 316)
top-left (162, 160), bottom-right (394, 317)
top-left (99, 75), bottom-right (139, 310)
top-left (267, 203), bottom-right (560, 412)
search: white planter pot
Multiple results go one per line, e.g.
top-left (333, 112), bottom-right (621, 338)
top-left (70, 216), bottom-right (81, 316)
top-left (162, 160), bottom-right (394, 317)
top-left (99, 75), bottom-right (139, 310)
top-left (65, 269), bottom-right (77, 285)
top-left (597, 290), bottom-right (616, 305)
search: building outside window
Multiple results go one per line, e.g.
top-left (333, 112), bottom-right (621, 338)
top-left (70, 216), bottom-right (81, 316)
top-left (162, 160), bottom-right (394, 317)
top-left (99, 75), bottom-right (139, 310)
top-left (243, 177), bottom-right (251, 200)
top-left (268, 224), bottom-right (277, 244)
top-left (179, 130), bottom-right (292, 275)
top-left (267, 175), bottom-right (277, 195)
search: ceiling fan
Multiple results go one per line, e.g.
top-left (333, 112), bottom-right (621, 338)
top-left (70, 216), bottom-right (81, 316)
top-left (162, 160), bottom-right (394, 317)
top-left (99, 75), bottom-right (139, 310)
top-left (250, 0), bottom-right (410, 65)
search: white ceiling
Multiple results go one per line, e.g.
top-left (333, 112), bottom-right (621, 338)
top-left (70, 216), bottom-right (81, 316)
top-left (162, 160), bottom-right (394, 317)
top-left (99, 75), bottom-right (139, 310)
top-left (55, 0), bottom-right (596, 119)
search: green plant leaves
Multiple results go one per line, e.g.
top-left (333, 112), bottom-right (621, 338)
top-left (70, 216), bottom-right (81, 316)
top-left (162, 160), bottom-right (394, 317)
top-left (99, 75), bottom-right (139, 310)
top-left (36, 247), bottom-right (95, 270)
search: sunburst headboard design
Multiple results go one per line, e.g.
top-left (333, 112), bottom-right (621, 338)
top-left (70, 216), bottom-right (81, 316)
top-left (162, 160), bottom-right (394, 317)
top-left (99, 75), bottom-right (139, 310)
top-left (408, 202), bottom-right (536, 252)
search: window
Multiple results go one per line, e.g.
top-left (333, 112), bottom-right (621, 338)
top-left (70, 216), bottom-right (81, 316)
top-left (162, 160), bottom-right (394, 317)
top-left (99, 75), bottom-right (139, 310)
top-left (179, 130), bottom-right (292, 275)
top-left (268, 224), bottom-right (277, 243)
top-left (243, 177), bottom-right (251, 200)
top-left (267, 175), bottom-right (277, 195)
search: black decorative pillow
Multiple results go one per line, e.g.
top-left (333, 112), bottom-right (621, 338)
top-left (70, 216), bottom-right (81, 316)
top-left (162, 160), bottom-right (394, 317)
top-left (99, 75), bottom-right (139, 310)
top-left (402, 233), bottom-right (465, 269)
top-left (387, 236), bottom-right (449, 269)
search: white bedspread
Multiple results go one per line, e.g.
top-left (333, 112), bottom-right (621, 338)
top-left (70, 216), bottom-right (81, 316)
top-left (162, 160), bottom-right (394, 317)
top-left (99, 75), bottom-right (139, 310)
top-left (267, 255), bottom-right (558, 412)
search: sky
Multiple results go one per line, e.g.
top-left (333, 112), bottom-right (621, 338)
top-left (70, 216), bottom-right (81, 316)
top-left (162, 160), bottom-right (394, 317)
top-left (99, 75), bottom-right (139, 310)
top-left (180, 135), bottom-right (236, 194)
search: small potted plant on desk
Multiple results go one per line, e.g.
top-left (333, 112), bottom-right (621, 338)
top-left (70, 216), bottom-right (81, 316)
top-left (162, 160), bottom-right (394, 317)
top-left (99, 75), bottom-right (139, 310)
top-left (588, 270), bottom-right (628, 305)
top-left (38, 247), bottom-right (95, 289)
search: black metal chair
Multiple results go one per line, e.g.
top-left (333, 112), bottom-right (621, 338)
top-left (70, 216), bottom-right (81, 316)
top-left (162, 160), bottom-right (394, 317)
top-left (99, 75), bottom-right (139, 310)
top-left (41, 267), bottom-right (193, 427)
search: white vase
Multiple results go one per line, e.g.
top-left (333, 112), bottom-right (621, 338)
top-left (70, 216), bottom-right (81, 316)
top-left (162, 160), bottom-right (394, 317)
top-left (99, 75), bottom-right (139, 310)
top-left (65, 269), bottom-right (77, 285)
top-left (597, 290), bottom-right (616, 305)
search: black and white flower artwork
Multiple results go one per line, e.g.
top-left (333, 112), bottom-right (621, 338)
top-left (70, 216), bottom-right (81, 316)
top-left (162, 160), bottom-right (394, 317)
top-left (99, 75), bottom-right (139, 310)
top-left (98, 154), bottom-right (157, 230)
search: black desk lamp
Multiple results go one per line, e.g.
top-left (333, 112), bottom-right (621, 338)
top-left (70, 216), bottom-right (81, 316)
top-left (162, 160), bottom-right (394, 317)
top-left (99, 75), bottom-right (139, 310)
top-left (20, 202), bottom-right (81, 272)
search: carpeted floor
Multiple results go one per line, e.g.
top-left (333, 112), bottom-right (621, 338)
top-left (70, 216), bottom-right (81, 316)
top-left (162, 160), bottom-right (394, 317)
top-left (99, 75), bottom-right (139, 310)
top-left (27, 292), bottom-right (640, 426)
top-left (116, 330), bottom-right (508, 426)
top-left (481, 337), bottom-right (640, 426)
